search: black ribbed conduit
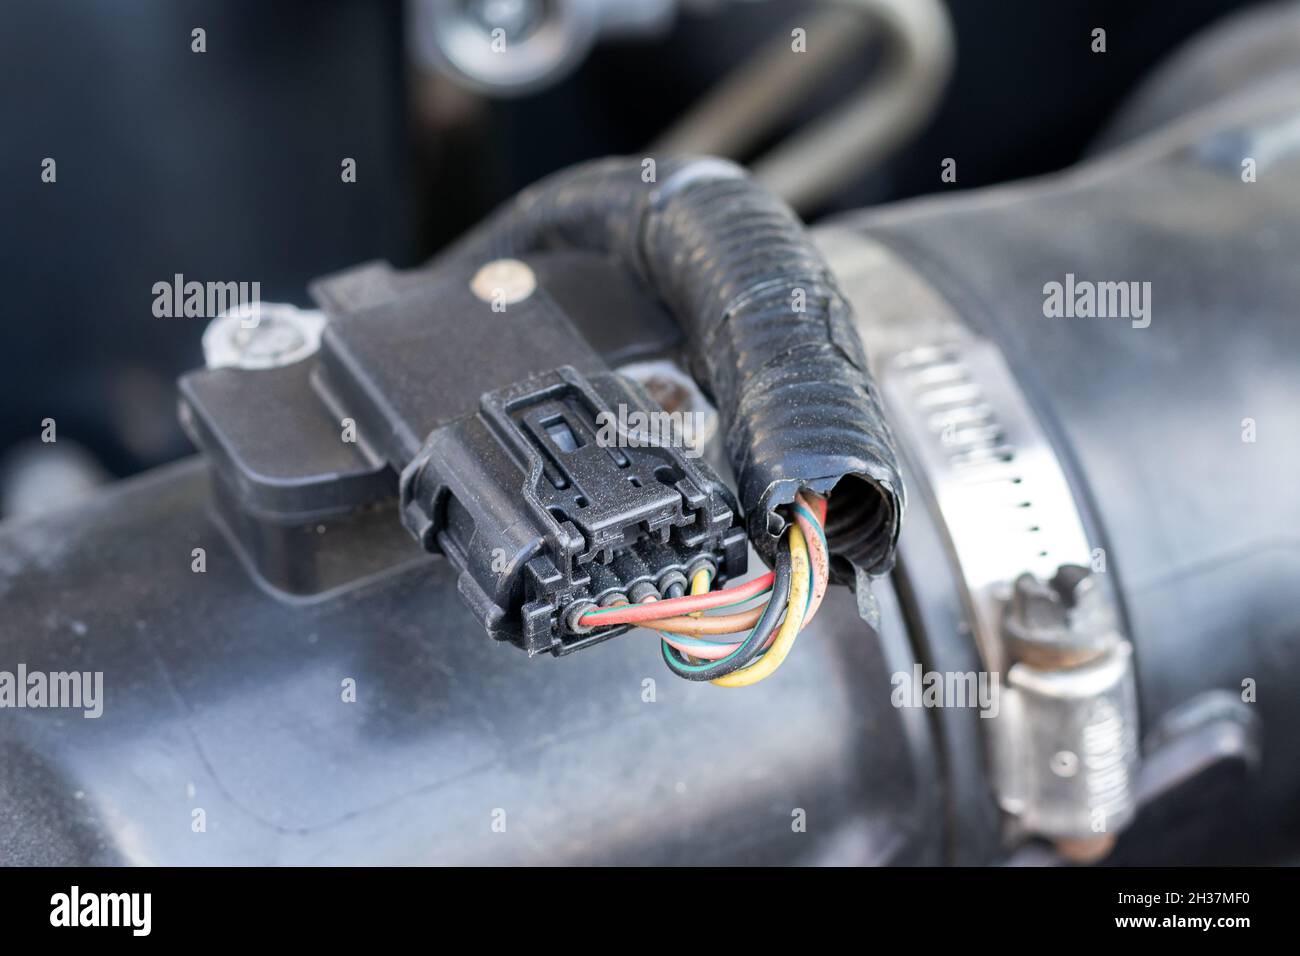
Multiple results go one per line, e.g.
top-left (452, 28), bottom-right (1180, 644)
top-left (441, 156), bottom-right (904, 575)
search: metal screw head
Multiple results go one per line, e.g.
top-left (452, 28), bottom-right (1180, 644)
top-left (202, 303), bottom-right (326, 371)
top-left (1001, 564), bottom-right (1121, 668)
top-left (470, 258), bottom-right (536, 306)
top-left (1050, 750), bottom-right (1080, 778)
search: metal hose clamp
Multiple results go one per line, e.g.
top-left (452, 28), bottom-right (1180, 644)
top-left (821, 231), bottom-right (1140, 861)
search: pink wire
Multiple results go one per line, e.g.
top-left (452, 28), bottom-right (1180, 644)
top-left (658, 492), bottom-right (830, 661)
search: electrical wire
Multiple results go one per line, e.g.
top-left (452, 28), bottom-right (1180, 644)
top-left (578, 571), bottom-right (775, 627)
top-left (660, 496), bottom-right (832, 686)
top-left (711, 523), bottom-right (812, 688)
top-left (577, 490), bottom-right (830, 686)
top-left (656, 492), bottom-right (826, 644)
top-left (660, 546), bottom-right (794, 681)
top-left (690, 568), bottom-right (711, 596)
top-left (660, 522), bottom-right (813, 683)
top-left (792, 498), bottom-right (830, 627)
top-left (650, 605), bottom-right (768, 636)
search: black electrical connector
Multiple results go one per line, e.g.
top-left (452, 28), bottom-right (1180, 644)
top-left (401, 365), bottom-right (747, 655)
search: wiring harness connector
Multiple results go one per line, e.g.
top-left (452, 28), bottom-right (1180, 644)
top-left (402, 366), bottom-right (748, 656)
top-left (577, 491), bottom-right (830, 687)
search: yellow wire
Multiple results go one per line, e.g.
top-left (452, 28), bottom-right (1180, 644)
top-left (710, 523), bottom-right (810, 688)
top-left (686, 567), bottom-right (711, 619)
top-left (677, 566), bottom-right (716, 662)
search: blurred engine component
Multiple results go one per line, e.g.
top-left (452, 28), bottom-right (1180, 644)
top-left (0, 440), bottom-right (108, 519)
top-left (655, 0), bottom-right (954, 212)
top-left (409, 0), bottom-right (954, 214)
top-left (408, 0), bottom-right (677, 95)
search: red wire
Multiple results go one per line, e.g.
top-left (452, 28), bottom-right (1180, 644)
top-left (578, 571), bottom-right (776, 626)
top-left (579, 493), bottom-right (829, 629)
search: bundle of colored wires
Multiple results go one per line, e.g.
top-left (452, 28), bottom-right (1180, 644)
top-left (577, 492), bottom-right (831, 687)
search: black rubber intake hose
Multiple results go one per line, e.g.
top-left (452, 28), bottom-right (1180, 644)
top-left (440, 156), bottom-right (904, 575)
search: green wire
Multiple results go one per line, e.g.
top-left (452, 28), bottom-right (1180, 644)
top-left (664, 502), bottom-right (823, 674)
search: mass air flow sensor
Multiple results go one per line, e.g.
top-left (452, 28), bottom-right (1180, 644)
top-left (179, 157), bottom-right (903, 668)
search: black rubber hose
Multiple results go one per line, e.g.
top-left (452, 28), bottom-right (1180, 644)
top-left (439, 156), bottom-right (904, 575)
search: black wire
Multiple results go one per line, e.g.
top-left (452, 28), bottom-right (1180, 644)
top-left (661, 544), bottom-right (793, 682)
